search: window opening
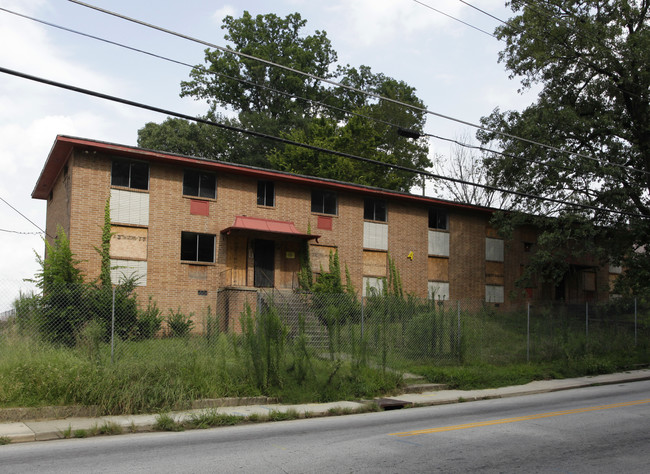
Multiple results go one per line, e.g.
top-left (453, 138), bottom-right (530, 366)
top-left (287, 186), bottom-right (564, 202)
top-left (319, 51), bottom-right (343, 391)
top-left (181, 232), bottom-right (215, 263)
top-left (428, 208), bottom-right (447, 230)
top-left (183, 170), bottom-right (216, 199)
top-left (364, 198), bottom-right (387, 222)
top-left (111, 159), bottom-right (149, 190)
top-left (311, 190), bottom-right (337, 215)
top-left (257, 181), bottom-right (275, 207)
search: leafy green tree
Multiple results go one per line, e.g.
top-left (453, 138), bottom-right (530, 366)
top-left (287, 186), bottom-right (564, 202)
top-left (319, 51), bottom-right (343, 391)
top-left (33, 228), bottom-right (87, 346)
top-left (478, 0), bottom-right (650, 293)
top-left (138, 115), bottom-right (243, 162)
top-left (139, 12), bottom-right (430, 191)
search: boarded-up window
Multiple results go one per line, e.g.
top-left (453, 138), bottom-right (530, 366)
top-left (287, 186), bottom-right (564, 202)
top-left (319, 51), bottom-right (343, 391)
top-left (110, 225), bottom-right (147, 260)
top-left (310, 245), bottom-right (337, 273)
top-left (363, 250), bottom-right (387, 277)
top-left (609, 264), bottom-right (622, 274)
top-left (485, 261), bottom-right (505, 285)
top-left (428, 230), bottom-right (449, 256)
top-left (111, 259), bottom-right (147, 286)
top-left (428, 281), bottom-right (449, 300)
top-left (485, 284), bottom-right (504, 303)
top-left (363, 221), bottom-right (388, 250)
top-left (428, 256), bottom-right (448, 281)
top-left (363, 276), bottom-right (384, 297)
top-left (111, 188), bottom-right (149, 226)
top-left (486, 238), bottom-right (504, 262)
top-left (583, 271), bottom-right (596, 291)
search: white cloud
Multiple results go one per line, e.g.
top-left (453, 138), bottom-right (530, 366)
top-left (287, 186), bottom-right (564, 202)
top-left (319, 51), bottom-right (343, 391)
top-left (326, 0), bottom-right (468, 47)
top-left (212, 5), bottom-right (238, 24)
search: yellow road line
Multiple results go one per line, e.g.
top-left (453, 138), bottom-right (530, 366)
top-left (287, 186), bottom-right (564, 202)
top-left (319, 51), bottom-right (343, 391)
top-left (389, 399), bottom-right (650, 437)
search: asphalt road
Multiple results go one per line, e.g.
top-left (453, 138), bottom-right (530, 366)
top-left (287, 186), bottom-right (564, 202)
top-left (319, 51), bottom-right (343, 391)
top-left (2, 380), bottom-right (649, 473)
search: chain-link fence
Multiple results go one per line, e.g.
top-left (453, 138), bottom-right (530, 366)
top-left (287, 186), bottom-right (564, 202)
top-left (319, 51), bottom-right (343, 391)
top-left (2, 279), bottom-right (648, 372)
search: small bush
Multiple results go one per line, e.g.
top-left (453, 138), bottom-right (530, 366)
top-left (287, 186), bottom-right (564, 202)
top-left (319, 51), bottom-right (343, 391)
top-left (136, 297), bottom-right (163, 340)
top-left (166, 308), bottom-right (194, 337)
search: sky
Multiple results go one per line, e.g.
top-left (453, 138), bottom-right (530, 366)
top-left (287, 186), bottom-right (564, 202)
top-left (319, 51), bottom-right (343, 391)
top-left (0, 0), bottom-right (539, 310)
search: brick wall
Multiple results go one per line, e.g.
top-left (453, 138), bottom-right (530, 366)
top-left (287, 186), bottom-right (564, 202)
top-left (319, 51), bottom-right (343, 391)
top-left (44, 147), bottom-right (614, 329)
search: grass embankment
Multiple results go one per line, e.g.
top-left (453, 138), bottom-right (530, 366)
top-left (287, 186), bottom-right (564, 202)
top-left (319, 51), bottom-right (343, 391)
top-left (410, 355), bottom-right (647, 390)
top-left (0, 333), bottom-right (402, 415)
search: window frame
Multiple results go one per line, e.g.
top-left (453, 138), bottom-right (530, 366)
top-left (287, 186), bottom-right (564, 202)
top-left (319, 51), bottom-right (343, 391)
top-left (180, 231), bottom-right (216, 263)
top-left (311, 189), bottom-right (338, 215)
top-left (428, 208), bottom-right (448, 230)
top-left (257, 180), bottom-right (275, 207)
top-left (111, 158), bottom-right (149, 191)
top-left (183, 169), bottom-right (217, 200)
top-left (364, 198), bottom-right (387, 222)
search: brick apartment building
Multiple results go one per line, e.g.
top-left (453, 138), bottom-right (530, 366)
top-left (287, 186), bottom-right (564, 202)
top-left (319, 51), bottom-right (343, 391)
top-left (32, 135), bottom-right (618, 327)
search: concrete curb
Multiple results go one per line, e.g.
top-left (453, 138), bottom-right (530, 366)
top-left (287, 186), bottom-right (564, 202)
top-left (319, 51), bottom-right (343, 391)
top-left (2, 369), bottom-right (649, 445)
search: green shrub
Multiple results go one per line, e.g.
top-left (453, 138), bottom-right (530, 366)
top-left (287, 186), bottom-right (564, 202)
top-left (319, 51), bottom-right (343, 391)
top-left (166, 308), bottom-right (194, 337)
top-left (136, 297), bottom-right (163, 340)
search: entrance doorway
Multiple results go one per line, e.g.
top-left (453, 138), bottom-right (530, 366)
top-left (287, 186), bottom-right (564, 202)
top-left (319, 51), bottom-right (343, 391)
top-left (254, 239), bottom-right (275, 287)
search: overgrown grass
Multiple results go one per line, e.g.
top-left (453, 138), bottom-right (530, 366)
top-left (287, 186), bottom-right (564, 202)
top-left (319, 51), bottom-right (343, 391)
top-left (410, 354), bottom-right (647, 390)
top-left (1, 296), bottom-right (647, 416)
top-left (0, 330), bottom-right (402, 415)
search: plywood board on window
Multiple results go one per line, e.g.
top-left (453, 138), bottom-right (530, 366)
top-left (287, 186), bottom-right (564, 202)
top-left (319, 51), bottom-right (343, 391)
top-left (583, 271), bottom-right (596, 291)
top-left (311, 244), bottom-right (336, 273)
top-left (428, 256), bottom-right (448, 281)
top-left (485, 261), bottom-right (504, 285)
top-left (110, 225), bottom-right (147, 260)
top-left (226, 236), bottom-right (247, 286)
top-left (363, 250), bottom-right (387, 277)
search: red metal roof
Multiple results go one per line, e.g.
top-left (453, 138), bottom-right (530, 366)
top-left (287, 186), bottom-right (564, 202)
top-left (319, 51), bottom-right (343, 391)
top-left (31, 135), bottom-right (494, 215)
top-left (221, 216), bottom-right (319, 240)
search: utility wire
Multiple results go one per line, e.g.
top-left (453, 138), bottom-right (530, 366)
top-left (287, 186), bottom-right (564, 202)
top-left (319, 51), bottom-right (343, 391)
top-left (67, 0), bottom-right (624, 168)
top-left (0, 6), bottom-right (592, 177)
top-left (410, 0), bottom-right (497, 38)
top-left (0, 228), bottom-right (44, 235)
top-left (4, 5), bottom-right (646, 179)
top-left (1, 65), bottom-right (645, 220)
top-left (0, 196), bottom-right (48, 237)
top-left (457, 0), bottom-right (507, 25)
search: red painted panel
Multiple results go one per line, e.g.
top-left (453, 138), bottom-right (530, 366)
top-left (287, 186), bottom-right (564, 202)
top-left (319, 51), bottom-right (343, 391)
top-left (317, 216), bottom-right (332, 231)
top-left (190, 199), bottom-right (209, 216)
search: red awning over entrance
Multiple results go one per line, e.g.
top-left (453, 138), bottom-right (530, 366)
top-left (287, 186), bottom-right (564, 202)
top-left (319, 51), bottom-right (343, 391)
top-left (221, 216), bottom-right (319, 240)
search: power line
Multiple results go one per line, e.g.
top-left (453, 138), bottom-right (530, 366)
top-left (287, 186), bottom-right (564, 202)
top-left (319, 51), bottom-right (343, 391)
top-left (0, 196), bottom-right (48, 237)
top-left (3, 5), bottom-right (646, 181)
top-left (67, 0), bottom-right (624, 168)
top-left (410, 0), bottom-right (497, 38)
top-left (0, 228), bottom-right (44, 235)
top-left (0, 65), bottom-right (645, 220)
top-left (457, 0), bottom-right (507, 25)
top-left (0, 6), bottom-right (591, 178)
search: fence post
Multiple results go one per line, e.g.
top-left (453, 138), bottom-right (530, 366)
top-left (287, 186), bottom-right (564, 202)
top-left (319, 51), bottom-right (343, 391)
top-left (635, 297), bottom-right (638, 347)
top-left (111, 286), bottom-right (116, 364)
top-left (585, 301), bottom-right (589, 351)
top-left (457, 300), bottom-right (461, 361)
top-left (527, 302), bottom-right (530, 363)
top-left (361, 296), bottom-right (364, 339)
